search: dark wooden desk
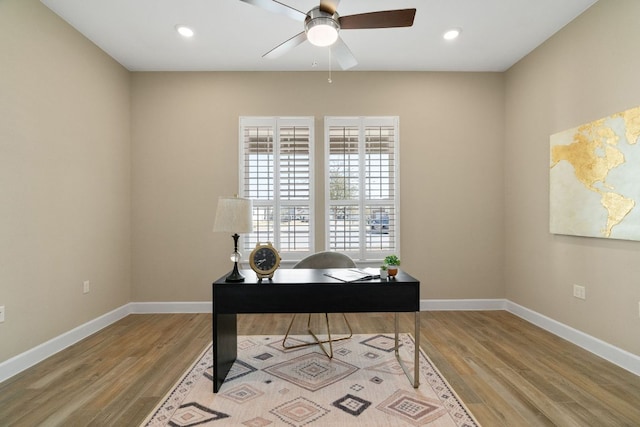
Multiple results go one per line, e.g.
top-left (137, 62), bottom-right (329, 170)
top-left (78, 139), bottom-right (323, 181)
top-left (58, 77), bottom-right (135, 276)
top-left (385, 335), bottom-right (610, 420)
top-left (212, 268), bottom-right (421, 392)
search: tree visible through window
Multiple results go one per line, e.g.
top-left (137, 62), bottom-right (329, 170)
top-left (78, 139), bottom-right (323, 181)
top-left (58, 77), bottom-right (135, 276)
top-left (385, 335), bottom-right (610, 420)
top-left (239, 116), bottom-right (399, 262)
top-left (325, 117), bottom-right (399, 261)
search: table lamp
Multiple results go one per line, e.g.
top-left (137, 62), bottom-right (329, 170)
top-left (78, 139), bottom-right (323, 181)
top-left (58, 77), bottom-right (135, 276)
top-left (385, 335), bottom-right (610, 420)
top-left (213, 196), bottom-right (253, 282)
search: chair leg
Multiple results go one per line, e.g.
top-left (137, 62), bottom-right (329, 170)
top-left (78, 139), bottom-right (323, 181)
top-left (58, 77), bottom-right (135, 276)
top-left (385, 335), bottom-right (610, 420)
top-left (308, 313), bottom-right (353, 359)
top-left (282, 314), bottom-right (297, 348)
top-left (307, 313), bottom-right (333, 358)
top-left (283, 313), bottom-right (354, 358)
top-left (309, 314), bottom-right (353, 344)
top-left (282, 314), bottom-right (320, 350)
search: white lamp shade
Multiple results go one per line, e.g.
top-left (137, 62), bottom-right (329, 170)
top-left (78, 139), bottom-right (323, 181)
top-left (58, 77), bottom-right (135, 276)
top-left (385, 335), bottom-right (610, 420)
top-left (213, 196), bottom-right (253, 233)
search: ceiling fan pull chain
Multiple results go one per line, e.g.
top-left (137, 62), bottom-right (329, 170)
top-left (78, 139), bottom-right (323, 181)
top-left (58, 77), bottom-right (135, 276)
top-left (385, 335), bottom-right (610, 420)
top-left (328, 48), bottom-right (332, 83)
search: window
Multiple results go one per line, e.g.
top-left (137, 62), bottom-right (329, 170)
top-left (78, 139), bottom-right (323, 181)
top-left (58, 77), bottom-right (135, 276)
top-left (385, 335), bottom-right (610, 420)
top-left (325, 117), bottom-right (400, 261)
top-left (239, 117), bottom-right (314, 260)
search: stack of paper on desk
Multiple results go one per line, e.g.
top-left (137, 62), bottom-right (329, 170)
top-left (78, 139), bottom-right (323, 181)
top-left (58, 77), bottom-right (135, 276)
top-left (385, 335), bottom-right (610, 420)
top-left (323, 268), bottom-right (381, 282)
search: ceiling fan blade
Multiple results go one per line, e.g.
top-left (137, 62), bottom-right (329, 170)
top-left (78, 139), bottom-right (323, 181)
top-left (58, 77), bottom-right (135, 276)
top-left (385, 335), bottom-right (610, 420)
top-left (331, 37), bottom-right (357, 70)
top-left (263, 31), bottom-right (307, 59)
top-left (319, 0), bottom-right (340, 14)
top-left (239, 0), bottom-right (306, 22)
top-left (339, 9), bottom-right (416, 30)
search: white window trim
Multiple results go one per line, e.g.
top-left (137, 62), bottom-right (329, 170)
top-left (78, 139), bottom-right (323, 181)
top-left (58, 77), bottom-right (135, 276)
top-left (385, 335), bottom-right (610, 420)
top-left (324, 116), bottom-right (400, 262)
top-left (238, 116), bottom-right (315, 262)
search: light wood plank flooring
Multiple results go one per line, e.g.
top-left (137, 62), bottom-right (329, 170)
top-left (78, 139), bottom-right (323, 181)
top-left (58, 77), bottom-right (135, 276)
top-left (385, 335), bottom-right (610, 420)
top-left (0, 311), bottom-right (639, 426)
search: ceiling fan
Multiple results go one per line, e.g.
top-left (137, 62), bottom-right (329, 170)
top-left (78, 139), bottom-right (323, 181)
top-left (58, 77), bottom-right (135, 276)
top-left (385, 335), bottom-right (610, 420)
top-left (239, 0), bottom-right (417, 70)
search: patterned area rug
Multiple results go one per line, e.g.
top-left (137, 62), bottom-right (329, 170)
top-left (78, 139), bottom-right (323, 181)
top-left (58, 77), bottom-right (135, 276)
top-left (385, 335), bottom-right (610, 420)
top-left (142, 334), bottom-right (480, 426)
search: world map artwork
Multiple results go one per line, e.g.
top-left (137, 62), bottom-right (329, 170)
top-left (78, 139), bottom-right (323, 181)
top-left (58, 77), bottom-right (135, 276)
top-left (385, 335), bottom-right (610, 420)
top-left (550, 105), bottom-right (640, 241)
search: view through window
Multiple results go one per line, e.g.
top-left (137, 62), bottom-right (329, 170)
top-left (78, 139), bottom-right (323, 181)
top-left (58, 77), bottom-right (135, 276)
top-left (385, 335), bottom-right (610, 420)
top-left (240, 117), bottom-right (314, 260)
top-left (239, 116), bottom-right (399, 262)
top-left (325, 117), bottom-right (399, 260)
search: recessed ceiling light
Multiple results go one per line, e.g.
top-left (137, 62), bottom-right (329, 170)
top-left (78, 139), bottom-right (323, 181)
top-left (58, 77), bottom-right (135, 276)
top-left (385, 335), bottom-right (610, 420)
top-left (176, 25), bottom-right (194, 38)
top-left (443, 28), bottom-right (461, 41)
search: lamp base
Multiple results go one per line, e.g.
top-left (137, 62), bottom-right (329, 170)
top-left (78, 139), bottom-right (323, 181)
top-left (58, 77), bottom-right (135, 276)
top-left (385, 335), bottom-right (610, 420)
top-left (225, 261), bottom-right (245, 282)
top-left (225, 273), bottom-right (245, 282)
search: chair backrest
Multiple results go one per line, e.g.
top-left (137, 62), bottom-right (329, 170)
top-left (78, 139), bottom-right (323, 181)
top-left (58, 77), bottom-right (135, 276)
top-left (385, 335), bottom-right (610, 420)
top-left (293, 251), bottom-right (356, 269)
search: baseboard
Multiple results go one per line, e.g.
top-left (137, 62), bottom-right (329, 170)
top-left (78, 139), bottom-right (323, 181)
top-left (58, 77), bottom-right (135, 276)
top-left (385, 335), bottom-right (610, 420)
top-left (0, 302), bottom-right (211, 383)
top-left (505, 301), bottom-right (640, 377)
top-left (420, 298), bottom-right (639, 376)
top-left (129, 301), bottom-right (212, 314)
top-left (420, 298), bottom-right (507, 311)
top-left (2, 299), bottom-right (638, 384)
top-left (0, 304), bottom-right (132, 383)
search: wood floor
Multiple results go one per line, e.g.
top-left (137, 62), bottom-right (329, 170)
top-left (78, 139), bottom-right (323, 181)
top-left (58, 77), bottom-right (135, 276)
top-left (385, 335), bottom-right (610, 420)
top-left (1, 311), bottom-right (639, 426)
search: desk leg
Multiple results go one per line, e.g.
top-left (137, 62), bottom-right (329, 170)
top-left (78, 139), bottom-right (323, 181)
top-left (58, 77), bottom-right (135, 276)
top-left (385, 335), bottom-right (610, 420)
top-left (213, 313), bottom-right (237, 393)
top-left (394, 312), bottom-right (420, 388)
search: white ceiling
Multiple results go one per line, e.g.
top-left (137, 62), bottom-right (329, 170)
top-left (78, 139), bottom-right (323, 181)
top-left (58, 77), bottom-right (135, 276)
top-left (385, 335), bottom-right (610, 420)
top-left (41, 0), bottom-right (598, 72)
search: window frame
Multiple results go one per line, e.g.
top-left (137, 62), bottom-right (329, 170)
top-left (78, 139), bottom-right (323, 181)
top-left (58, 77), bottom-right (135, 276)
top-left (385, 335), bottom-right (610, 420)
top-left (324, 116), bottom-right (400, 262)
top-left (238, 116), bottom-right (315, 262)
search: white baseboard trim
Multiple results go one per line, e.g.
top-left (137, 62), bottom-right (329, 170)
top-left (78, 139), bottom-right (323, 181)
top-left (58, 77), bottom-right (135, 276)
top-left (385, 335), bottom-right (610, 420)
top-left (505, 300), bottom-right (640, 377)
top-left (129, 301), bottom-right (212, 314)
top-left (420, 298), bottom-right (507, 311)
top-left (0, 304), bottom-right (132, 384)
top-left (0, 301), bottom-right (211, 383)
top-left (420, 298), bottom-right (639, 376)
top-left (2, 299), bottom-right (638, 384)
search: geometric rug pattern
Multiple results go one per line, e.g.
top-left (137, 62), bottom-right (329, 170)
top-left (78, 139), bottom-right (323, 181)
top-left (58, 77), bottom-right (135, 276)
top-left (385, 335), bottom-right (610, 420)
top-left (141, 334), bottom-right (480, 426)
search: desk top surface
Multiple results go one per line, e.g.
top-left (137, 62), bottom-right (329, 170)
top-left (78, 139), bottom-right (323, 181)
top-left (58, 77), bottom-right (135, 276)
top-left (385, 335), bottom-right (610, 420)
top-left (213, 268), bottom-right (419, 286)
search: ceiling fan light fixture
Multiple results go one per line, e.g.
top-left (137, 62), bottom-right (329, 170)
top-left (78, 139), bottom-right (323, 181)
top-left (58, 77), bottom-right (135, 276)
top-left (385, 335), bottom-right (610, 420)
top-left (305, 8), bottom-right (340, 47)
top-left (306, 18), bottom-right (339, 46)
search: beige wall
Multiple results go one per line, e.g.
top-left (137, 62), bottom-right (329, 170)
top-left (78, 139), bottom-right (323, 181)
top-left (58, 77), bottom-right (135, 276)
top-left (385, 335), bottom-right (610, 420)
top-left (0, 0), bottom-right (131, 361)
top-left (504, 0), bottom-right (640, 355)
top-left (130, 72), bottom-right (505, 302)
top-left (4, 0), bottom-right (638, 367)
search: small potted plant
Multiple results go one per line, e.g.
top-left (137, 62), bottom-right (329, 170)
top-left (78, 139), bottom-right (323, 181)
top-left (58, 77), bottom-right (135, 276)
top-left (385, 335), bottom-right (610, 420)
top-left (379, 264), bottom-right (388, 280)
top-left (384, 255), bottom-right (401, 278)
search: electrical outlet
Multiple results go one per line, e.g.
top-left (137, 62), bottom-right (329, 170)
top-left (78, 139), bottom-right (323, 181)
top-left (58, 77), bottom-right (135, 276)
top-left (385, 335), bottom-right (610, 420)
top-left (573, 284), bottom-right (586, 300)
top-left (0, 305), bottom-right (5, 323)
top-left (83, 280), bottom-right (90, 294)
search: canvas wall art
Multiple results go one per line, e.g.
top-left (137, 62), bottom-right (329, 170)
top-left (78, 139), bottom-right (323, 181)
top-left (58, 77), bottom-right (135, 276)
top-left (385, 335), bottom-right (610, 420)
top-left (550, 105), bottom-right (640, 240)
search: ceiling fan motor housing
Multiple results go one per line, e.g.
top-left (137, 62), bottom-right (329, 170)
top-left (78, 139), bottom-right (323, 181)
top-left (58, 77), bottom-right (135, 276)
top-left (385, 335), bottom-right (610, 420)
top-left (305, 7), bottom-right (340, 46)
